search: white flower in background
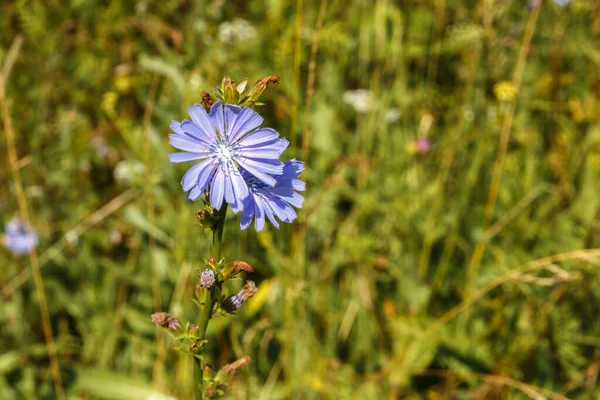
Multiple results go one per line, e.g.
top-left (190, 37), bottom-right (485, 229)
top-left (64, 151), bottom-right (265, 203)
top-left (343, 89), bottom-right (373, 113)
top-left (114, 160), bottom-right (145, 185)
top-left (218, 19), bottom-right (257, 43)
top-left (385, 108), bottom-right (401, 123)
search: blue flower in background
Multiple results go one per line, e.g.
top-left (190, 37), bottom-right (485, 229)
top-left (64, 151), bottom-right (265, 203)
top-left (169, 101), bottom-right (288, 212)
top-left (553, 0), bottom-right (571, 6)
top-left (3, 220), bottom-right (38, 254)
top-left (240, 159), bottom-right (305, 231)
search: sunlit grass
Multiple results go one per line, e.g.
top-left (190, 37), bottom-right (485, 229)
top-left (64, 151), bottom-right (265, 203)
top-left (1, 0), bottom-right (600, 398)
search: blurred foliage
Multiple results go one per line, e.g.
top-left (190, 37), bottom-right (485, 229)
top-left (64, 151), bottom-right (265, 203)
top-left (2, 0), bottom-right (600, 399)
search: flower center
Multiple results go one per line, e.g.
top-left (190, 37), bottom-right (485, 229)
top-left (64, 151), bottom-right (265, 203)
top-left (214, 143), bottom-right (234, 163)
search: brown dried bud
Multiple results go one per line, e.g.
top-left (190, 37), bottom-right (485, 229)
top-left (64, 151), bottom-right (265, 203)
top-left (195, 208), bottom-right (213, 227)
top-left (222, 356), bottom-right (251, 374)
top-left (215, 356), bottom-right (252, 383)
top-left (244, 76), bottom-right (279, 106)
top-left (205, 387), bottom-right (218, 398)
top-left (201, 91), bottom-right (215, 110)
top-left (151, 312), bottom-right (181, 332)
top-left (190, 339), bottom-right (204, 354)
top-left (219, 260), bottom-right (254, 281)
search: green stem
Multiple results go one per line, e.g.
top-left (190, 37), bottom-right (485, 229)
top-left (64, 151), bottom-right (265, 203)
top-left (194, 357), bottom-right (203, 400)
top-left (194, 203), bottom-right (228, 399)
top-left (212, 203), bottom-right (228, 259)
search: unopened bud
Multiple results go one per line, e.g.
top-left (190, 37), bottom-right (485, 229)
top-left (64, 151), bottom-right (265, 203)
top-left (203, 364), bottom-right (214, 381)
top-left (222, 281), bottom-right (258, 312)
top-left (221, 76), bottom-right (238, 103)
top-left (151, 312), bottom-right (181, 332)
top-left (215, 356), bottom-right (252, 383)
top-left (244, 76), bottom-right (279, 106)
top-left (207, 256), bottom-right (217, 268)
top-left (219, 260), bottom-right (254, 281)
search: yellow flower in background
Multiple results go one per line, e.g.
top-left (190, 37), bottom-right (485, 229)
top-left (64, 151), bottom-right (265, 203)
top-left (494, 80), bottom-right (517, 102)
top-left (568, 98), bottom-right (585, 123)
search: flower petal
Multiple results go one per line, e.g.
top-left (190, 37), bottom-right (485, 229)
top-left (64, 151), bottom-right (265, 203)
top-left (181, 159), bottom-right (214, 191)
top-left (188, 185), bottom-right (203, 201)
top-left (169, 152), bottom-right (206, 163)
top-left (240, 196), bottom-right (255, 230)
top-left (238, 128), bottom-right (279, 147)
top-left (223, 104), bottom-right (242, 142)
top-left (169, 134), bottom-right (209, 153)
top-left (236, 159), bottom-right (278, 186)
top-left (209, 101), bottom-right (225, 138)
top-left (210, 168), bottom-right (226, 210)
top-left (262, 203), bottom-right (280, 229)
top-left (170, 120), bottom-right (184, 135)
top-left (238, 157), bottom-right (284, 175)
top-left (228, 107), bottom-right (264, 143)
top-left (270, 188), bottom-right (304, 208)
top-left (228, 166), bottom-right (249, 212)
top-left (197, 160), bottom-right (218, 193)
top-left (188, 104), bottom-right (217, 140)
top-left (253, 198), bottom-right (266, 232)
top-left (270, 197), bottom-right (297, 222)
top-left (181, 120), bottom-right (214, 146)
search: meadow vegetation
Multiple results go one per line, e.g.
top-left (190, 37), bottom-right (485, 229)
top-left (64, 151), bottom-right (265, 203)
top-left (1, 0), bottom-right (600, 398)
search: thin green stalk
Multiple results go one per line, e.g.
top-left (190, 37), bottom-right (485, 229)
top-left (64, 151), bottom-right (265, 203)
top-left (212, 204), bottom-right (228, 260)
top-left (195, 357), bottom-right (203, 400)
top-left (194, 203), bottom-right (228, 399)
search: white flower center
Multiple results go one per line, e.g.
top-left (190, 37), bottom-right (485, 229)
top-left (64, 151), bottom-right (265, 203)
top-left (215, 143), bottom-right (234, 163)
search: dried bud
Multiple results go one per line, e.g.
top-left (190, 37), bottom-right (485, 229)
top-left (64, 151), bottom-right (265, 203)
top-left (222, 281), bottom-right (258, 312)
top-left (205, 387), bottom-right (218, 398)
top-left (221, 76), bottom-right (238, 103)
top-left (196, 208), bottom-right (214, 227)
top-left (151, 312), bottom-right (181, 332)
top-left (222, 356), bottom-right (251, 374)
top-left (190, 339), bottom-right (204, 354)
top-left (219, 260), bottom-right (254, 281)
top-left (244, 76), bottom-right (279, 106)
top-left (201, 91), bottom-right (215, 110)
top-left (199, 269), bottom-right (216, 288)
top-left (207, 256), bottom-right (217, 268)
top-left (215, 356), bottom-right (252, 383)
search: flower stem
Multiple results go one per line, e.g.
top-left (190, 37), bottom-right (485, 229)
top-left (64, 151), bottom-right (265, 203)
top-left (212, 204), bottom-right (228, 260)
top-left (195, 357), bottom-right (203, 400)
top-left (194, 204), bottom-right (228, 399)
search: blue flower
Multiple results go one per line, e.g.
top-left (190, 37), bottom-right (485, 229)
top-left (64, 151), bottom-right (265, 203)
top-left (3, 220), bottom-right (38, 254)
top-left (169, 101), bottom-right (288, 212)
top-left (240, 159), bottom-right (305, 231)
top-left (553, 0), bottom-right (571, 6)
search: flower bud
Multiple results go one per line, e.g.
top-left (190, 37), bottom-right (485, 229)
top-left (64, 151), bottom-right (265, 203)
top-left (244, 76), bottom-right (279, 106)
top-left (222, 281), bottom-right (258, 312)
top-left (221, 76), bottom-right (238, 104)
top-left (150, 312), bottom-right (182, 332)
top-left (219, 260), bottom-right (254, 281)
top-left (196, 207), bottom-right (213, 228)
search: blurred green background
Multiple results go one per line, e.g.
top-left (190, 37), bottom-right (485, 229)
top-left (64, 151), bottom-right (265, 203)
top-left (2, 0), bottom-right (600, 398)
